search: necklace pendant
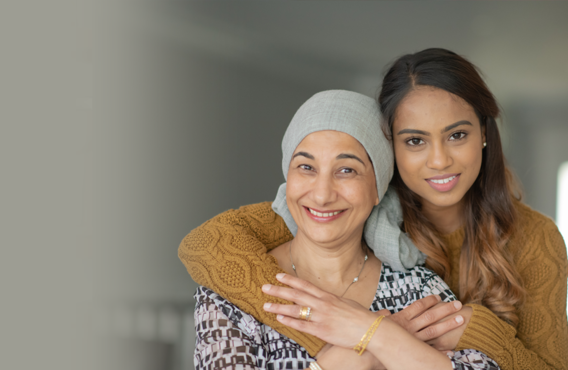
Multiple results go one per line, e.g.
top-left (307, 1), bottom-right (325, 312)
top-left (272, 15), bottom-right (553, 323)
top-left (353, 277), bottom-right (358, 283)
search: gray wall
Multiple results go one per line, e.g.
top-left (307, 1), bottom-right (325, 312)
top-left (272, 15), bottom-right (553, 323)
top-left (505, 101), bottom-right (568, 219)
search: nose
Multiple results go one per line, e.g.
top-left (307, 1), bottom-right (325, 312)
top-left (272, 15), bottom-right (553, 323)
top-left (426, 141), bottom-right (453, 171)
top-left (311, 172), bottom-right (337, 206)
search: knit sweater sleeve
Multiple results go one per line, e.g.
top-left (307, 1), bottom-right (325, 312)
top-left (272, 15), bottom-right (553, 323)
top-left (178, 201), bottom-right (326, 356)
top-left (456, 215), bottom-right (568, 370)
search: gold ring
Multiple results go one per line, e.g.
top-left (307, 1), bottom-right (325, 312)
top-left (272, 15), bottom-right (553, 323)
top-left (299, 306), bottom-right (310, 321)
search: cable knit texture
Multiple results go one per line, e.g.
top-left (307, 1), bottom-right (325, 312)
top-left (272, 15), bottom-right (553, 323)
top-left (179, 201), bottom-right (568, 367)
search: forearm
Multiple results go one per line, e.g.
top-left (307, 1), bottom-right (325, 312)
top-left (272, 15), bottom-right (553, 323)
top-left (178, 202), bottom-right (292, 291)
top-left (366, 317), bottom-right (453, 370)
top-left (315, 345), bottom-right (381, 370)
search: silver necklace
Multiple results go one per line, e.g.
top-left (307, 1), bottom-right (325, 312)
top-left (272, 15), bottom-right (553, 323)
top-left (289, 241), bottom-right (368, 298)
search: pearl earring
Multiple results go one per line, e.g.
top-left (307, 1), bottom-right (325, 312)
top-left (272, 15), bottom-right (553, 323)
top-left (483, 142), bottom-right (487, 148)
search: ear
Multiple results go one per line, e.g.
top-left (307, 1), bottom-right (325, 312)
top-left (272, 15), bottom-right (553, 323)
top-left (374, 196), bottom-right (380, 206)
top-left (481, 118), bottom-right (487, 144)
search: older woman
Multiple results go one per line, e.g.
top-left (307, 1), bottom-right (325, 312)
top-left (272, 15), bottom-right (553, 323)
top-left (193, 90), bottom-right (498, 370)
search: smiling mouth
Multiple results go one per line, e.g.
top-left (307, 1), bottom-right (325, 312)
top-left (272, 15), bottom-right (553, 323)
top-left (427, 175), bottom-right (457, 184)
top-left (306, 207), bottom-right (345, 218)
top-left (425, 174), bottom-right (461, 192)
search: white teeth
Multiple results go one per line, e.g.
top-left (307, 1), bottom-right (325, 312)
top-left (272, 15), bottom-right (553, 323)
top-left (430, 175), bottom-right (456, 184)
top-left (309, 208), bottom-right (342, 217)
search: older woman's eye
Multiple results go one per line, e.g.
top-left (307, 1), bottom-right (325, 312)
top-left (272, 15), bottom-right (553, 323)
top-left (338, 168), bottom-right (355, 175)
top-left (299, 164), bottom-right (313, 171)
top-left (449, 131), bottom-right (467, 141)
top-left (406, 137), bottom-right (424, 146)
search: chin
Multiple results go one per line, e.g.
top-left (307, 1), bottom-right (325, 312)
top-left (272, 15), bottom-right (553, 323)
top-left (302, 229), bottom-right (341, 244)
top-left (419, 189), bottom-right (466, 209)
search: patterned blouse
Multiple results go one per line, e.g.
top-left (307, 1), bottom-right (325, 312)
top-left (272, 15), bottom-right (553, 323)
top-left (194, 264), bottom-right (500, 370)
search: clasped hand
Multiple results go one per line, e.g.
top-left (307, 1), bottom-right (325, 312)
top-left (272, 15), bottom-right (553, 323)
top-left (262, 273), bottom-right (471, 352)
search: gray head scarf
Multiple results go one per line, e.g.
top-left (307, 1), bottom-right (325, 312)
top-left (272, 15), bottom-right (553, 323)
top-left (271, 90), bottom-right (426, 271)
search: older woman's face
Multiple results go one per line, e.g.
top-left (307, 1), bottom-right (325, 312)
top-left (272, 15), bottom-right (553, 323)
top-left (286, 130), bottom-right (379, 245)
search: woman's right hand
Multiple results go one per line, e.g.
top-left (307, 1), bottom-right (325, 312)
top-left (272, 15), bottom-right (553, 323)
top-left (386, 295), bottom-right (465, 342)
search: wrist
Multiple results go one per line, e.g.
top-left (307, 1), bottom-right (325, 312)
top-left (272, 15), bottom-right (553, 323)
top-left (364, 317), bottom-right (407, 358)
top-left (353, 315), bottom-right (386, 355)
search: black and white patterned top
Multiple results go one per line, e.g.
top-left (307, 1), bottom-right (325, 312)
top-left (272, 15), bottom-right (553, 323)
top-left (194, 263), bottom-right (500, 370)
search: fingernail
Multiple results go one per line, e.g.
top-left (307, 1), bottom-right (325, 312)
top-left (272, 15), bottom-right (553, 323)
top-left (276, 273), bottom-right (286, 280)
top-left (436, 295), bottom-right (442, 302)
top-left (455, 315), bottom-right (464, 324)
top-left (454, 301), bottom-right (462, 310)
top-left (446, 351), bottom-right (455, 357)
top-left (277, 314), bottom-right (284, 320)
top-left (263, 303), bottom-right (272, 310)
top-left (262, 284), bottom-right (271, 292)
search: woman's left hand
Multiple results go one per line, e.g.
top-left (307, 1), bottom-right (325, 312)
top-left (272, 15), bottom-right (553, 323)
top-left (426, 306), bottom-right (473, 351)
top-left (262, 273), bottom-right (378, 349)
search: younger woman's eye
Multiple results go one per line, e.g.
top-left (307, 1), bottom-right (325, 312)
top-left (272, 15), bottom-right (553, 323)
top-left (449, 131), bottom-right (467, 141)
top-left (406, 137), bottom-right (425, 146)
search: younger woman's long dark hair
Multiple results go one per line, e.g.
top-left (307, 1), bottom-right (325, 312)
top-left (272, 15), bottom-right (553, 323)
top-left (378, 48), bottom-right (525, 326)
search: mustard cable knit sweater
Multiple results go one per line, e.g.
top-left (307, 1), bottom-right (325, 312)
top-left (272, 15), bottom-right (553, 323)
top-left (179, 201), bottom-right (568, 369)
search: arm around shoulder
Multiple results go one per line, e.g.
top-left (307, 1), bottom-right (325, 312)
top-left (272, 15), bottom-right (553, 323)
top-left (178, 201), bottom-right (292, 293)
top-left (179, 202), bottom-right (327, 356)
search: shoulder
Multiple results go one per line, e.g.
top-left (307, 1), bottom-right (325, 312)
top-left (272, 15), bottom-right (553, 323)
top-left (511, 200), bottom-right (566, 257)
top-left (194, 286), bottom-right (253, 331)
top-left (514, 200), bottom-right (558, 233)
top-left (380, 264), bottom-right (456, 302)
top-left (381, 263), bottom-right (437, 281)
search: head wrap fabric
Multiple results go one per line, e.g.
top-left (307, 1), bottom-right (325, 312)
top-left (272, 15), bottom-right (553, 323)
top-left (271, 90), bottom-right (425, 271)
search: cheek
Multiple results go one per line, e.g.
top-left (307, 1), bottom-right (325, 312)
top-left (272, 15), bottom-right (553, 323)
top-left (285, 173), bottom-right (307, 203)
top-left (394, 146), bottom-right (424, 179)
top-left (458, 145), bottom-right (483, 176)
top-left (339, 181), bottom-right (377, 209)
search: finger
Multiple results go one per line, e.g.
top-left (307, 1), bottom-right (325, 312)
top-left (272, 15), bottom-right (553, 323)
top-left (407, 300), bottom-right (462, 333)
top-left (400, 294), bottom-right (441, 320)
top-left (275, 314), bottom-right (316, 336)
top-left (262, 284), bottom-right (320, 307)
top-left (263, 302), bottom-right (316, 321)
top-left (276, 273), bottom-right (328, 299)
top-left (414, 314), bottom-right (464, 342)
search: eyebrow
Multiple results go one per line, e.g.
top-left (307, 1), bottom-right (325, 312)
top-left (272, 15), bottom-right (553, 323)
top-left (442, 120), bottom-right (472, 132)
top-left (336, 153), bottom-right (365, 166)
top-left (291, 152), bottom-right (365, 166)
top-left (397, 120), bottom-right (473, 136)
top-left (292, 151), bottom-right (314, 160)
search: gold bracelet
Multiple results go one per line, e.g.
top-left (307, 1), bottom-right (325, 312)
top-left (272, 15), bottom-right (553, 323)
top-left (353, 315), bottom-right (385, 356)
top-left (309, 361), bottom-right (323, 370)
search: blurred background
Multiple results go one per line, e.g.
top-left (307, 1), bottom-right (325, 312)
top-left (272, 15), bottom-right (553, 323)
top-left (93, 2), bottom-right (568, 369)
top-left (3, 1), bottom-right (567, 370)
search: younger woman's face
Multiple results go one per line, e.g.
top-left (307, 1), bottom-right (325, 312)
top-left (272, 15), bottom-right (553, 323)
top-left (393, 86), bottom-right (485, 212)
